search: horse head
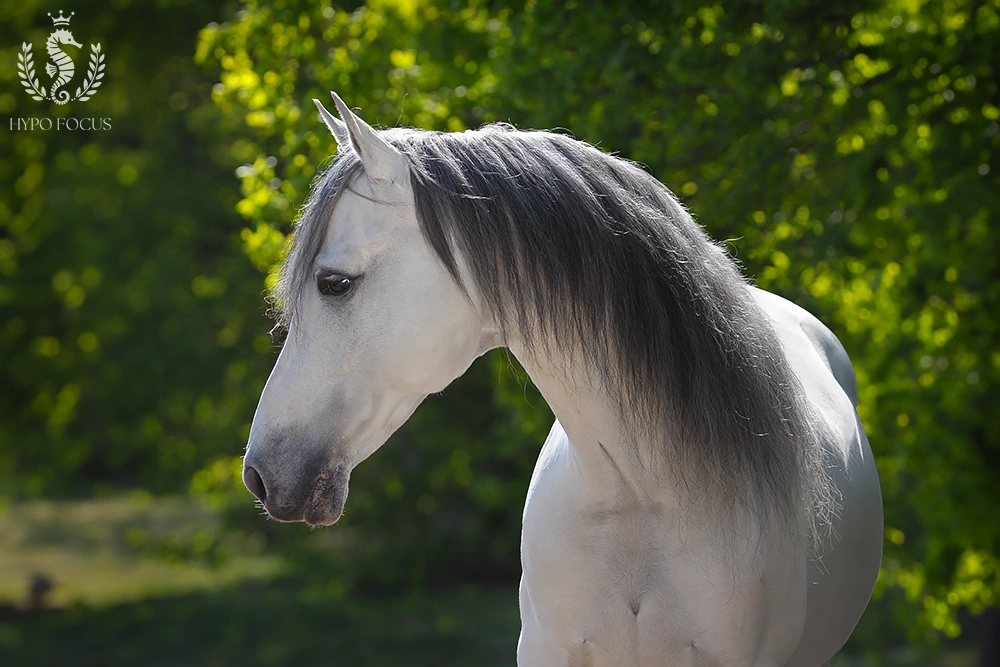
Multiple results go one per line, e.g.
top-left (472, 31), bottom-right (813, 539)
top-left (242, 94), bottom-right (495, 525)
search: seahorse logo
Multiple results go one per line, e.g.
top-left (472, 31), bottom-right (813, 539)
top-left (17, 11), bottom-right (106, 104)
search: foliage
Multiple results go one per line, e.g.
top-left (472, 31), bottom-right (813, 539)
top-left (467, 0), bottom-right (1000, 646)
top-left (1, 0), bottom-right (997, 658)
top-left (0, 0), bottom-right (269, 495)
top-left (199, 0), bottom-right (999, 649)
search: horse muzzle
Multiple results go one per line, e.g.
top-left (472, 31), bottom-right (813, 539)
top-left (242, 456), bottom-right (350, 527)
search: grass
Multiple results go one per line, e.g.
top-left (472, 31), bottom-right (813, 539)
top-left (0, 493), bottom-right (284, 608)
top-left (0, 579), bottom-right (520, 667)
top-left (0, 494), bottom-right (520, 666)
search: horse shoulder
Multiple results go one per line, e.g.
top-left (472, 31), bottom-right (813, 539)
top-left (750, 287), bottom-right (883, 666)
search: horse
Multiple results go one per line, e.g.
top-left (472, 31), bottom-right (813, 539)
top-left (243, 92), bottom-right (883, 666)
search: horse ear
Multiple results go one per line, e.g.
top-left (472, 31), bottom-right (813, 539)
top-left (313, 98), bottom-right (350, 148)
top-left (328, 91), bottom-right (408, 186)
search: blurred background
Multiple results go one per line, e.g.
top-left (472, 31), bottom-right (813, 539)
top-left (0, 0), bottom-right (997, 665)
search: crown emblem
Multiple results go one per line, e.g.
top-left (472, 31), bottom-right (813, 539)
top-left (48, 10), bottom-right (74, 26)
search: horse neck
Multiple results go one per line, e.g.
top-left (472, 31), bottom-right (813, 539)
top-left (508, 336), bottom-right (656, 500)
top-left (508, 336), bottom-right (774, 550)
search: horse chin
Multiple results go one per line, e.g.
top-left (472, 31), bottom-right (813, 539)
top-left (302, 463), bottom-right (350, 527)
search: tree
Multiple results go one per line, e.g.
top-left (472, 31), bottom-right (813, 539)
top-left (0, 0), bottom-right (270, 495)
top-left (201, 0), bottom-right (999, 652)
top-left (1, 0), bottom-right (995, 656)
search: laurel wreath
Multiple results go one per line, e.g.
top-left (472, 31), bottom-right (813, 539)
top-left (17, 43), bottom-right (47, 101)
top-left (74, 43), bottom-right (105, 102)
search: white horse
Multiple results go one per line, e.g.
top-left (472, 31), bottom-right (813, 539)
top-left (243, 92), bottom-right (883, 667)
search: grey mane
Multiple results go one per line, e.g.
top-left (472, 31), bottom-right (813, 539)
top-left (275, 123), bottom-right (834, 542)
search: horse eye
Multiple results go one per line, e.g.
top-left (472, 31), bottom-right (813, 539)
top-left (317, 274), bottom-right (353, 296)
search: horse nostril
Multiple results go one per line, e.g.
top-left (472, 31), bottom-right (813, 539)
top-left (243, 465), bottom-right (267, 504)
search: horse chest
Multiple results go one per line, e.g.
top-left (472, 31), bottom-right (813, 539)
top-left (518, 433), bottom-right (805, 666)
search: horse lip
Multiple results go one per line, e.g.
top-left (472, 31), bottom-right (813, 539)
top-left (303, 464), bottom-right (349, 527)
top-left (267, 505), bottom-right (305, 523)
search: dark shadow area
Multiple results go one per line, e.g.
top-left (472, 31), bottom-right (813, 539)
top-left (0, 578), bottom-right (520, 667)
